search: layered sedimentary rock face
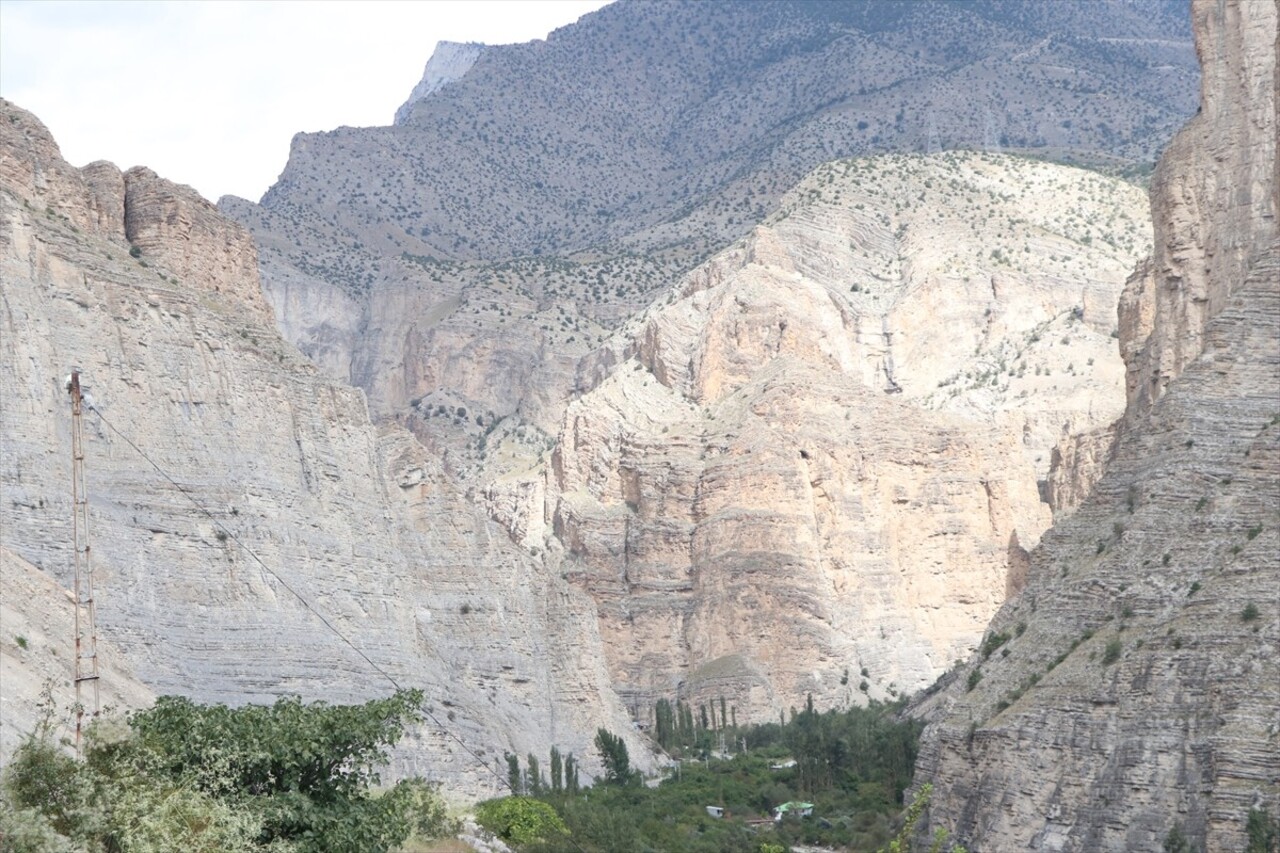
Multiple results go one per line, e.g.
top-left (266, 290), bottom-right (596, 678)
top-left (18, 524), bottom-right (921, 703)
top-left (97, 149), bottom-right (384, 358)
top-left (0, 547), bottom-right (155, 759)
top-left (0, 99), bottom-right (645, 792)
top-left (483, 151), bottom-right (1152, 720)
top-left (913, 2), bottom-right (1279, 850)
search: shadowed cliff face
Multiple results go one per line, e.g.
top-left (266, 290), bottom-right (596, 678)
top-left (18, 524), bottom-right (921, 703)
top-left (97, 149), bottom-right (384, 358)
top-left (0, 98), bottom-right (648, 793)
top-left (912, 2), bottom-right (1279, 851)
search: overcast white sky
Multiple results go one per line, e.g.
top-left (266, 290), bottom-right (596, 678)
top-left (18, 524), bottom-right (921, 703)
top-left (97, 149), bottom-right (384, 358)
top-left (0, 0), bottom-right (610, 203)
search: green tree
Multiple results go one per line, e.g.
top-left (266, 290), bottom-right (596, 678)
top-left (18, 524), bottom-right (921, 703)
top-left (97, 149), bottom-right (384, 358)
top-left (550, 746), bottom-right (563, 794)
top-left (594, 729), bottom-right (633, 786)
top-left (564, 753), bottom-right (580, 795)
top-left (2, 690), bottom-right (431, 853)
top-left (121, 689), bottom-right (426, 853)
top-left (506, 752), bottom-right (523, 795)
top-left (526, 752), bottom-right (544, 797)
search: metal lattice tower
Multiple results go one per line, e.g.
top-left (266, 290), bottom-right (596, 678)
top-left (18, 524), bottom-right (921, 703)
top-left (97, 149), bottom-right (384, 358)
top-left (69, 370), bottom-right (100, 751)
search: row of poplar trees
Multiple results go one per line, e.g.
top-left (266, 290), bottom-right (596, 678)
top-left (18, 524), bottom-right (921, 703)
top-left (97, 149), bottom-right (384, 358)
top-left (503, 746), bottom-right (581, 796)
top-left (651, 696), bottom-right (735, 752)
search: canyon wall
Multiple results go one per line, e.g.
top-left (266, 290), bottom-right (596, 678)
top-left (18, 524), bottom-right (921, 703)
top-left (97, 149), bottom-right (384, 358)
top-left (913, 2), bottom-right (1279, 850)
top-left (0, 99), bottom-right (645, 792)
top-left (487, 151), bottom-right (1153, 721)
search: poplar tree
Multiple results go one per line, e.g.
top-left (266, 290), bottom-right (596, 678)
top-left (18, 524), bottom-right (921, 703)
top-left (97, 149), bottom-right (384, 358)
top-left (550, 745), bottom-right (563, 793)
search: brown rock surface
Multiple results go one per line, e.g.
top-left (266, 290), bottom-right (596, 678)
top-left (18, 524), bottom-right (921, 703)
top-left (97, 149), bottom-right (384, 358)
top-left (912, 2), bottom-right (1279, 850)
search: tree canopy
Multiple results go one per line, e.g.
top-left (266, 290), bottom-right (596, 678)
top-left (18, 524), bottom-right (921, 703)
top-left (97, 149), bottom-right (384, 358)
top-left (0, 689), bottom-right (453, 853)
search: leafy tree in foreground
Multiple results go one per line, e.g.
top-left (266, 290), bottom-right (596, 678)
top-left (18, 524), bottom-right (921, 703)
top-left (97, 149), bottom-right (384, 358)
top-left (1, 689), bottom-right (448, 853)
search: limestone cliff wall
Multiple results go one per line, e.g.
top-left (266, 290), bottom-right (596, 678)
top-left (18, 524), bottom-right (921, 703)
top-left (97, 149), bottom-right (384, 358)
top-left (0, 99), bottom-right (645, 791)
top-left (913, 3), bottom-right (1279, 850)
top-left (0, 547), bottom-right (155, 758)
top-left (1120, 0), bottom-right (1277, 414)
top-left (489, 151), bottom-right (1152, 721)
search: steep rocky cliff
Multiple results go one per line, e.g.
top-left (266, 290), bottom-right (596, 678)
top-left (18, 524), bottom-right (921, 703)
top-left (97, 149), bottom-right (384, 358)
top-left (0, 99), bottom-right (645, 792)
top-left (912, 2), bottom-right (1279, 850)
top-left (483, 151), bottom-right (1153, 721)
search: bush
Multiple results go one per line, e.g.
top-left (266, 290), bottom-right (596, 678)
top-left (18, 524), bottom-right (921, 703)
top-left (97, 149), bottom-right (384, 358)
top-left (1242, 603), bottom-right (1260, 623)
top-left (1163, 825), bottom-right (1191, 853)
top-left (2, 690), bottom-right (428, 853)
top-left (1102, 639), bottom-right (1122, 666)
top-left (980, 631), bottom-right (1010, 659)
top-left (475, 796), bottom-right (569, 846)
top-left (1246, 807), bottom-right (1279, 853)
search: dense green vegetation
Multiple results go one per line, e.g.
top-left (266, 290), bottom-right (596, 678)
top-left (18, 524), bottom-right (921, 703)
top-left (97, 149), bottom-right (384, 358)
top-left (0, 689), bottom-right (453, 852)
top-left (488, 698), bottom-right (924, 852)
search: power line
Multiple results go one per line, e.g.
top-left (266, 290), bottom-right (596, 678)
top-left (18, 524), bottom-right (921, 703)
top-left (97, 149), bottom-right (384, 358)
top-left (84, 402), bottom-right (569, 814)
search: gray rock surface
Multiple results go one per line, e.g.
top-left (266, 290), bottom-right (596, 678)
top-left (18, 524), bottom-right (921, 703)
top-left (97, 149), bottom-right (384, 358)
top-left (912, 2), bottom-right (1279, 850)
top-left (394, 41), bottom-right (487, 126)
top-left (0, 98), bottom-right (648, 794)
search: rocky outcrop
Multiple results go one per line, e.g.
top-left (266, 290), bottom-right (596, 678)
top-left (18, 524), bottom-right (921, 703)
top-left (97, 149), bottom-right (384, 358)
top-left (122, 166), bottom-right (272, 323)
top-left (1120, 0), bottom-right (1278, 414)
top-left (394, 41), bottom-right (487, 126)
top-left (0, 98), bottom-right (646, 792)
top-left (491, 151), bottom-right (1152, 721)
top-left (913, 3), bottom-right (1279, 850)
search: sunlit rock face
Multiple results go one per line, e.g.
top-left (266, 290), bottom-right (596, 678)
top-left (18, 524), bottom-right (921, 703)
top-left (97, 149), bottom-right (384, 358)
top-left (485, 150), bottom-right (1152, 721)
top-left (912, 2), bottom-right (1279, 850)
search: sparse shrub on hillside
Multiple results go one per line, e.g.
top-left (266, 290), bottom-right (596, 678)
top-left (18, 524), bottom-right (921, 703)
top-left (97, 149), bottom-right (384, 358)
top-left (1102, 639), bottom-right (1122, 665)
top-left (1246, 807), bottom-right (1280, 853)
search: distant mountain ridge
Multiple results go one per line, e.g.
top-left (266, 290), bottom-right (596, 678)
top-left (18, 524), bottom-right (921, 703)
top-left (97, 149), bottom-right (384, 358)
top-left (234, 0), bottom-right (1195, 270)
top-left (394, 41), bottom-right (486, 126)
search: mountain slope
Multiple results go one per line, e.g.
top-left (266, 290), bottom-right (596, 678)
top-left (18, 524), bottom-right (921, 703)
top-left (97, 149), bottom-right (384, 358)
top-left (221, 0), bottom-right (1197, 454)
top-left (911, 2), bottom-right (1279, 849)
